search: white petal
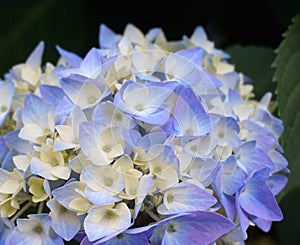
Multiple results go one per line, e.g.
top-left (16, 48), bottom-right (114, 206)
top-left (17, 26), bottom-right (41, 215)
top-left (55, 125), bottom-right (74, 143)
top-left (30, 158), bottom-right (57, 181)
top-left (51, 166), bottom-right (71, 180)
top-left (19, 124), bottom-right (44, 143)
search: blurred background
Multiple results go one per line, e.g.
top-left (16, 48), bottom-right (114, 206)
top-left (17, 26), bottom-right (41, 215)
top-left (0, 0), bottom-right (300, 244)
top-left (0, 0), bottom-right (298, 75)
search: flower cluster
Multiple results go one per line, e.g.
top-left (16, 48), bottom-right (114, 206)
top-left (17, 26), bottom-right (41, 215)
top-left (0, 24), bottom-right (288, 245)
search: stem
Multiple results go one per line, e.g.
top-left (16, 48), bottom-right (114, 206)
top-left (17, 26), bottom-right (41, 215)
top-left (37, 201), bottom-right (44, 214)
top-left (11, 202), bottom-right (32, 223)
top-left (144, 205), bottom-right (161, 222)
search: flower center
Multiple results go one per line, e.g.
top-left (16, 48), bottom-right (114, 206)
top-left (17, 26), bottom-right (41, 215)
top-left (102, 145), bottom-right (111, 153)
top-left (129, 189), bottom-right (136, 195)
top-left (135, 104), bottom-right (144, 111)
top-left (167, 194), bottom-right (174, 203)
top-left (0, 105), bottom-right (7, 113)
top-left (51, 159), bottom-right (59, 166)
top-left (167, 223), bottom-right (177, 233)
top-left (88, 96), bottom-right (97, 104)
top-left (106, 210), bottom-right (114, 218)
top-left (185, 128), bottom-right (194, 135)
top-left (218, 132), bottom-right (225, 139)
top-left (115, 113), bottom-right (123, 121)
top-left (190, 145), bottom-right (198, 152)
top-left (33, 225), bottom-right (43, 233)
top-left (154, 167), bottom-right (161, 174)
top-left (43, 128), bottom-right (51, 134)
top-left (104, 177), bottom-right (113, 187)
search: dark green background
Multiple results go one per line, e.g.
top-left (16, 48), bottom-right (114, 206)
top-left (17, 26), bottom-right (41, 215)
top-left (1, 0), bottom-right (299, 76)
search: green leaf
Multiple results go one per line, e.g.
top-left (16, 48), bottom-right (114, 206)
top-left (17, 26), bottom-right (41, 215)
top-left (273, 14), bottom-right (300, 199)
top-left (225, 45), bottom-right (276, 99)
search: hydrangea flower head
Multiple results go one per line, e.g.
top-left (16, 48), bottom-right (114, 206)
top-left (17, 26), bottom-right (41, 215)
top-left (0, 23), bottom-right (288, 244)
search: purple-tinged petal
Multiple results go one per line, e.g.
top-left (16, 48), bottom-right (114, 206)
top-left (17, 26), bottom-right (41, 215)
top-left (157, 181), bottom-right (216, 215)
top-left (153, 211), bottom-right (235, 245)
top-left (252, 217), bottom-right (272, 232)
top-left (266, 174), bottom-right (288, 196)
top-left (80, 236), bottom-right (92, 245)
top-left (235, 196), bottom-right (250, 234)
top-left (95, 232), bottom-right (150, 245)
top-left (238, 169), bottom-right (283, 221)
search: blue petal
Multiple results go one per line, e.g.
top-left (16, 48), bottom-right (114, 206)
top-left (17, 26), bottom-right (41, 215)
top-left (253, 109), bottom-right (284, 139)
top-left (228, 89), bottom-right (244, 107)
top-left (174, 85), bottom-right (205, 114)
top-left (222, 156), bottom-right (246, 195)
top-left (80, 48), bottom-right (105, 77)
top-left (165, 48), bottom-right (218, 86)
top-left (55, 96), bottom-right (75, 117)
top-left (114, 81), bottom-right (177, 125)
top-left (40, 85), bottom-right (66, 108)
top-left (0, 136), bottom-right (9, 162)
top-left (237, 142), bottom-right (274, 174)
top-left (99, 24), bottom-right (122, 49)
top-left (22, 93), bottom-right (54, 128)
top-left (266, 174), bottom-right (288, 196)
top-left (2, 150), bottom-right (16, 171)
top-left (163, 85), bottom-right (216, 136)
top-left (0, 218), bottom-right (13, 244)
top-left (26, 41), bottom-right (44, 68)
top-left (0, 82), bottom-right (14, 126)
top-left (47, 199), bottom-right (81, 241)
top-left (56, 45), bottom-right (82, 68)
top-left (134, 105), bottom-right (171, 125)
top-left (137, 132), bottom-right (168, 150)
top-left (84, 187), bottom-right (121, 206)
top-left (175, 48), bottom-right (205, 68)
top-left (4, 130), bottom-right (33, 154)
